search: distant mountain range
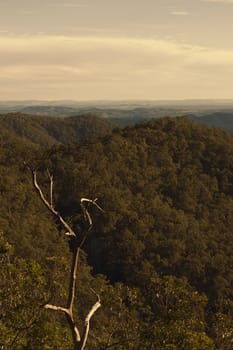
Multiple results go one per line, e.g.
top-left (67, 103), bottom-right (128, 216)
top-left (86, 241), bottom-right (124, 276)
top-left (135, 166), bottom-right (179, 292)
top-left (1, 102), bottom-right (233, 147)
top-left (189, 112), bottom-right (233, 132)
top-left (1, 99), bottom-right (233, 118)
top-left (111, 111), bottom-right (233, 131)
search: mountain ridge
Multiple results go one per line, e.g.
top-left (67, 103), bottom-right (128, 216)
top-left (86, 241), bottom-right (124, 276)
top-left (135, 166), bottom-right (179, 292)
top-left (0, 112), bottom-right (116, 146)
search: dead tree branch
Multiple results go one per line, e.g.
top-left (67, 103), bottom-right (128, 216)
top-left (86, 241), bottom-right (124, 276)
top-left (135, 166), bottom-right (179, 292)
top-left (77, 289), bottom-right (101, 350)
top-left (30, 169), bottom-right (102, 350)
top-left (32, 169), bottom-right (76, 237)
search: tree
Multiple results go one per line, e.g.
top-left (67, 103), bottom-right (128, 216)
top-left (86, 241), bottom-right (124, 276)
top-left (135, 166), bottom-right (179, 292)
top-left (30, 168), bottom-right (103, 350)
top-left (141, 275), bottom-right (215, 350)
top-left (0, 232), bottom-right (49, 349)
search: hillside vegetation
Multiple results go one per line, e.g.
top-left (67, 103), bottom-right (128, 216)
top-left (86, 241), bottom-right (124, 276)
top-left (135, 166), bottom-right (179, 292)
top-left (0, 113), bottom-right (116, 146)
top-left (1, 117), bottom-right (233, 349)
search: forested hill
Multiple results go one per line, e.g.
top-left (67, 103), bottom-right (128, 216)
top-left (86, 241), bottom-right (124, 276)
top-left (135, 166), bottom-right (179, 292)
top-left (50, 117), bottom-right (233, 287)
top-left (1, 117), bottom-right (233, 349)
top-left (0, 113), bottom-right (116, 146)
top-left (190, 112), bottom-right (233, 132)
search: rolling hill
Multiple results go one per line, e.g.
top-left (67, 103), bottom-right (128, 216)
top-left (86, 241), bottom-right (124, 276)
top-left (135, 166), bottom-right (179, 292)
top-left (0, 113), bottom-right (116, 146)
top-left (1, 115), bottom-right (233, 349)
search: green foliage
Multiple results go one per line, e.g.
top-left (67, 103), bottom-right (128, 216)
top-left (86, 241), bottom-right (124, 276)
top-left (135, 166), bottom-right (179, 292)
top-left (0, 233), bottom-right (48, 349)
top-left (0, 113), bottom-right (116, 147)
top-left (44, 117), bottom-right (233, 347)
top-left (212, 315), bottom-right (233, 349)
top-left (1, 116), bottom-right (233, 348)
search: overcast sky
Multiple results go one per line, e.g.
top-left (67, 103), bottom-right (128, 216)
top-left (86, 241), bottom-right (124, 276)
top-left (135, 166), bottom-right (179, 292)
top-left (1, 0), bottom-right (233, 101)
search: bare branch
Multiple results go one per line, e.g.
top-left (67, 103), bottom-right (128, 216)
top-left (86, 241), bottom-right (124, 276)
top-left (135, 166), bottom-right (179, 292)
top-left (81, 198), bottom-right (104, 213)
top-left (90, 288), bottom-right (101, 302)
top-left (80, 198), bottom-right (104, 228)
top-left (67, 246), bottom-right (80, 311)
top-left (103, 332), bottom-right (114, 350)
top-left (31, 170), bottom-right (76, 237)
top-left (29, 167), bottom-right (104, 350)
top-left (47, 169), bottom-right (54, 206)
top-left (79, 292), bottom-right (101, 350)
top-left (44, 304), bottom-right (68, 313)
top-left (44, 303), bottom-right (81, 342)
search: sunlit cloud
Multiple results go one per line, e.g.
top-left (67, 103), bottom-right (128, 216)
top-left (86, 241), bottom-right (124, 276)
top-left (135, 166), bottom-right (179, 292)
top-left (50, 2), bottom-right (87, 8)
top-left (201, 0), bottom-right (233, 3)
top-left (1, 34), bottom-right (233, 100)
top-left (64, 26), bottom-right (106, 33)
top-left (170, 11), bottom-right (189, 16)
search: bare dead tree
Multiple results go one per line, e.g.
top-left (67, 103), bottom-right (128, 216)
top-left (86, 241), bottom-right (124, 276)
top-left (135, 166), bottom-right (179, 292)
top-left (31, 168), bottom-right (103, 350)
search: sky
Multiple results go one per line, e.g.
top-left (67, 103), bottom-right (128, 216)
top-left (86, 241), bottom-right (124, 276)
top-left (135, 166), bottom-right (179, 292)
top-left (1, 0), bottom-right (233, 101)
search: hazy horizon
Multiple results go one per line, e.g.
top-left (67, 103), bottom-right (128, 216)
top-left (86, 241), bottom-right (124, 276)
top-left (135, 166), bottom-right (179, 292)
top-left (1, 1), bottom-right (233, 101)
top-left (1, 98), bottom-right (233, 103)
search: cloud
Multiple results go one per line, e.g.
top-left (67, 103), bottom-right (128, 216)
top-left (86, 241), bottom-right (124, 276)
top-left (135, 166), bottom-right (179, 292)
top-left (50, 2), bottom-right (87, 8)
top-left (20, 10), bottom-right (34, 14)
top-left (63, 26), bottom-right (106, 33)
top-left (170, 11), bottom-right (189, 16)
top-left (202, 0), bottom-right (233, 3)
top-left (0, 34), bottom-right (233, 100)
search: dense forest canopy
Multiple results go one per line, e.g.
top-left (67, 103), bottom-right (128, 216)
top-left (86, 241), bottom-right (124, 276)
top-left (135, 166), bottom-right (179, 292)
top-left (0, 113), bottom-right (116, 147)
top-left (1, 116), bottom-right (233, 349)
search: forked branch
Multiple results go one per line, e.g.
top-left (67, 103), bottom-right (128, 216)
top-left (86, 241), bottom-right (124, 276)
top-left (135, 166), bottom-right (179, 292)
top-left (32, 169), bottom-right (76, 237)
top-left (30, 169), bottom-right (102, 350)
